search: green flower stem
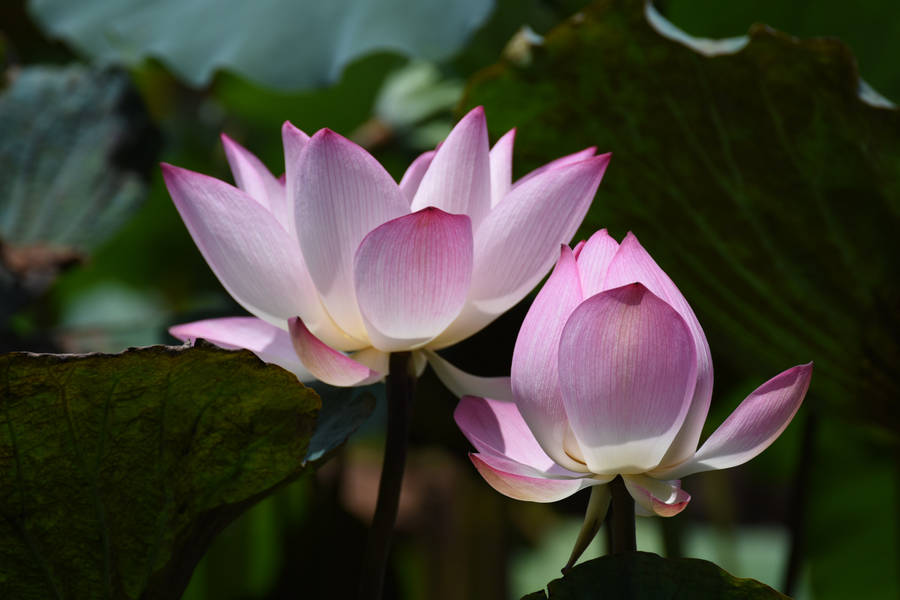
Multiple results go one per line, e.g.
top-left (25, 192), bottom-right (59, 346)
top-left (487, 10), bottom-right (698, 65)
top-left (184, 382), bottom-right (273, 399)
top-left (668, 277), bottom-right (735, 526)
top-left (782, 409), bottom-right (818, 595)
top-left (609, 475), bottom-right (636, 554)
top-left (358, 351), bottom-right (415, 600)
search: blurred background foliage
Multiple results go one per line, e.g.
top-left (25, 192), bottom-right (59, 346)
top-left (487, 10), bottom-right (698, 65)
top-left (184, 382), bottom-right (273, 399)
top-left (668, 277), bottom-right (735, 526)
top-left (1, 0), bottom-right (897, 598)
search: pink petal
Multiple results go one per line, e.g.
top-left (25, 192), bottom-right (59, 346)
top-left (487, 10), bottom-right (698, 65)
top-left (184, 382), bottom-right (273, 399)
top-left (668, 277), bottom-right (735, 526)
top-left (455, 396), bottom-right (561, 472)
top-left (469, 453), bottom-right (595, 503)
top-left (576, 229), bottom-right (620, 297)
top-left (292, 129), bottom-right (409, 340)
top-left (279, 121), bottom-right (311, 233)
top-left (510, 246), bottom-right (587, 472)
top-left (282, 121), bottom-right (310, 169)
top-left (161, 163), bottom-right (325, 331)
top-left (423, 349), bottom-right (512, 401)
top-left (220, 134), bottom-right (283, 217)
top-left (288, 317), bottom-right (382, 387)
top-left (282, 120), bottom-right (310, 153)
top-left (563, 484), bottom-right (612, 572)
top-left (425, 155), bottom-right (609, 350)
top-left (572, 239), bottom-right (587, 258)
top-left (602, 233), bottom-right (713, 470)
top-left (468, 154), bottom-right (610, 318)
top-left (410, 106), bottom-right (491, 228)
top-left (348, 346), bottom-right (390, 375)
top-left (170, 317), bottom-right (312, 381)
top-left (658, 363), bottom-right (813, 479)
top-left (489, 128), bottom-right (516, 207)
top-left (558, 283), bottom-right (698, 474)
top-left (353, 208), bottom-right (473, 351)
top-left (398, 150), bottom-right (435, 202)
top-left (623, 475), bottom-right (691, 517)
top-left (422, 304), bottom-right (495, 351)
top-left (411, 350), bottom-right (428, 377)
top-left (512, 146), bottom-right (598, 189)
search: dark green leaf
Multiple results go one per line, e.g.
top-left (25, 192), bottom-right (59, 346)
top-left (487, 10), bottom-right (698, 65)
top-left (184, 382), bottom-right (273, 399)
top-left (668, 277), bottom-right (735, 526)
top-left (0, 343), bottom-right (372, 599)
top-left (661, 0), bottom-right (900, 103)
top-left (524, 552), bottom-right (789, 599)
top-left (27, 0), bottom-right (495, 90)
top-left (464, 0), bottom-right (900, 433)
top-left (305, 383), bottom-right (377, 463)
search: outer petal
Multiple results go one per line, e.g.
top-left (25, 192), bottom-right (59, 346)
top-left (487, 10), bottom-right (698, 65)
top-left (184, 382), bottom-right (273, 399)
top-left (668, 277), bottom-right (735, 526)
top-left (426, 155), bottom-right (609, 349)
top-left (489, 128), bottom-right (516, 207)
top-left (162, 164), bottom-right (329, 334)
top-left (558, 283), bottom-right (697, 474)
top-left (563, 485), bottom-right (612, 573)
top-left (170, 317), bottom-right (313, 381)
top-left (455, 395), bottom-right (569, 473)
top-left (349, 346), bottom-right (390, 375)
top-left (292, 129), bottom-right (409, 340)
top-left (282, 120), bottom-right (310, 167)
top-left (353, 208), bottom-right (473, 351)
top-left (424, 349), bottom-right (512, 402)
top-left (279, 121), bottom-right (310, 233)
top-left (603, 233), bottom-right (714, 470)
top-left (410, 106), bottom-right (491, 228)
top-left (576, 229), bottom-right (620, 297)
top-left (623, 475), bottom-right (691, 517)
top-left (471, 155), bottom-right (610, 315)
top-left (411, 350), bottom-right (428, 377)
top-left (398, 150), bottom-right (435, 202)
top-left (221, 134), bottom-right (283, 216)
top-left (572, 239), bottom-right (587, 258)
top-left (512, 146), bottom-right (597, 189)
top-left (656, 363), bottom-right (813, 479)
top-left (288, 318), bottom-right (382, 387)
top-left (470, 453), bottom-right (597, 503)
top-left (510, 246), bottom-right (587, 472)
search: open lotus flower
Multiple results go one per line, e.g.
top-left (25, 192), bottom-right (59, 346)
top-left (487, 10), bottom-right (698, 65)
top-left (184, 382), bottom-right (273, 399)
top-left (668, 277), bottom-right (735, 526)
top-left (163, 107), bottom-right (610, 390)
top-left (454, 230), bottom-right (812, 534)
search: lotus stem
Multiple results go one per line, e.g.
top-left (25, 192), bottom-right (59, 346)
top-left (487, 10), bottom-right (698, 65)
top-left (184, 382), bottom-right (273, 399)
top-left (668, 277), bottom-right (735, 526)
top-left (358, 351), bottom-right (415, 600)
top-left (609, 475), bottom-right (636, 554)
top-left (782, 409), bottom-right (818, 595)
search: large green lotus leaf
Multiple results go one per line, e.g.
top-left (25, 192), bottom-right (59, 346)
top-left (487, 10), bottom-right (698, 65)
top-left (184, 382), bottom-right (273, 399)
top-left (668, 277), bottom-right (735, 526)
top-left (522, 552), bottom-right (788, 599)
top-left (464, 0), bottom-right (900, 433)
top-left (0, 64), bottom-right (157, 319)
top-left (27, 0), bottom-right (495, 90)
top-left (661, 0), bottom-right (900, 103)
top-left (0, 343), bottom-right (373, 599)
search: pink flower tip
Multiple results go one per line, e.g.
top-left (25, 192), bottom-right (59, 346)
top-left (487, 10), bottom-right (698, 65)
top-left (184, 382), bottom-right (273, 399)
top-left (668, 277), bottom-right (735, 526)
top-left (168, 324), bottom-right (195, 343)
top-left (159, 162), bottom-right (182, 179)
top-left (652, 489), bottom-right (691, 517)
top-left (466, 105), bottom-right (486, 117)
top-left (282, 120), bottom-right (302, 134)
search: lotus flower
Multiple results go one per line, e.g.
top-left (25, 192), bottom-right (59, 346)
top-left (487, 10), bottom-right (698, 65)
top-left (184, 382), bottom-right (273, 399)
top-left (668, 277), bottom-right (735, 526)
top-left (455, 230), bottom-right (812, 520)
top-left (163, 107), bottom-right (610, 390)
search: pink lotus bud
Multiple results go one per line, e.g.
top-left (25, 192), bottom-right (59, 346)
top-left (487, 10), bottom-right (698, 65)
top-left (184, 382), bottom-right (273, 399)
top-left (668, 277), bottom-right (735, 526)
top-left (455, 230), bottom-right (812, 519)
